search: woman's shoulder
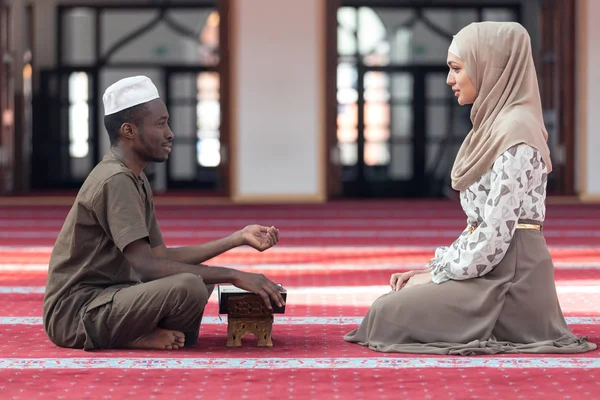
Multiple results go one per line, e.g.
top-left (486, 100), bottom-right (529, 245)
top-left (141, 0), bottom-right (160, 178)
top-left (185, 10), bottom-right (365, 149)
top-left (491, 144), bottom-right (543, 173)
top-left (504, 143), bottom-right (537, 158)
top-left (494, 143), bottom-right (536, 162)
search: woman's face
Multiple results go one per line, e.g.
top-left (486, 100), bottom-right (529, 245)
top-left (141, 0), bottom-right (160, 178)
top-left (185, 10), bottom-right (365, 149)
top-left (446, 52), bottom-right (477, 105)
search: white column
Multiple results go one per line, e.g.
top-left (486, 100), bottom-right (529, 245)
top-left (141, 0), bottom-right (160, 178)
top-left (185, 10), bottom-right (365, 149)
top-left (230, 0), bottom-right (325, 203)
top-left (576, 0), bottom-right (600, 200)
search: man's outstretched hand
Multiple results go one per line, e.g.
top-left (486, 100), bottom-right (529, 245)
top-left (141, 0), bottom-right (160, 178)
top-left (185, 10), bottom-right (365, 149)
top-left (237, 225), bottom-right (279, 252)
top-left (232, 271), bottom-right (286, 310)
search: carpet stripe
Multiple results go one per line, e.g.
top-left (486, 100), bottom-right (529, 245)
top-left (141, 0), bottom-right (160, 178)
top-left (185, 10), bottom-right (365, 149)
top-left (1, 245), bottom-right (599, 251)
top-left (6, 218), bottom-right (600, 227)
top-left (1, 316), bottom-right (599, 325)
top-left (2, 285), bottom-right (600, 294)
top-left (4, 230), bottom-right (600, 238)
top-left (2, 263), bottom-right (600, 271)
top-left (1, 357), bottom-right (600, 369)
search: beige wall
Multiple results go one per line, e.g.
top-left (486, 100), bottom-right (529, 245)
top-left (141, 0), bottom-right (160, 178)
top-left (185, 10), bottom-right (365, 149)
top-left (576, 0), bottom-right (600, 201)
top-left (230, 0), bottom-right (325, 203)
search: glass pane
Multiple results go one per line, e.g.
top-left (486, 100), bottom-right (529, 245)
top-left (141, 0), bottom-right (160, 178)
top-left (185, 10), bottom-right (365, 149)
top-left (197, 130), bottom-right (219, 140)
top-left (391, 105), bottom-right (412, 138)
top-left (427, 73), bottom-right (450, 100)
top-left (390, 74), bottom-right (412, 101)
top-left (71, 156), bottom-right (93, 180)
top-left (383, 9), bottom-right (476, 65)
top-left (364, 71), bottom-right (390, 134)
top-left (427, 143), bottom-right (441, 170)
top-left (390, 27), bottom-right (412, 65)
top-left (357, 7), bottom-right (386, 56)
top-left (451, 103), bottom-right (473, 140)
top-left (338, 88), bottom-right (358, 104)
top-left (429, 142), bottom-right (463, 179)
top-left (424, 9), bottom-right (478, 36)
top-left (68, 140), bottom-right (89, 159)
top-left (196, 72), bottom-right (220, 141)
top-left (365, 127), bottom-right (389, 142)
top-left (167, 9), bottom-right (220, 65)
top-left (197, 72), bottom-right (220, 101)
top-left (337, 7), bottom-right (357, 31)
top-left (373, 8), bottom-right (414, 31)
top-left (422, 10), bottom-right (453, 32)
top-left (69, 103), bottom-right (89, 157)
top-left (102, 9), bottom-right (218, 65)
top-left (365, 102), bottom-right (389, 129)
top-left (197, 11), bottom-right (220, 65)
top-left (452, 143), bottom-right (462, 159)
top-left (426, 142), bottom-right (458, 180)
top-left (197, 100), bottom-right (220, 131)
top-left (337, 63), bottom-right (357, 89)
top-left (167, 9), bottom-right (215, 35)
top-left (337, 103), bottom-right (357, 131)
top-left (170, 74), bottom-right (196, 100)
top-left (337, 127), bottom-right (357, 143)
top-left (170, 105), bottom-right (195, 138)
top-left (101, 11), bottom-right (157, 57)
top-left (68, 72), bottom-right (90, 159)
top-left (390, 144), bottom-right (412, 179)
top-left (409, 19), bottom-right (451, 64)
top-left (426, 105), bottom-right (448, 138)
top-left (363, 8), bottom-right (415, 66)
top-left (337, 6), bottom-right (357, 57)
top-left (171, 143), bottom-right (195, 179)
top-left (364, 71), bottom-right (388, 92)
top-left (364, 88), bottom-right (389, 103)
top-left (339, 142), bottom-right (357, 166)
top-left (338, 27), bottom-right (357, 56)
top-left (68, 72), bottom-right (90, 104)
top-left (197, 138), bottom-right (220, 167)
top-left (338, 7), bottom-right (414, 65)
top-left (364, 142), bottom-right (390, 166)
top-left (482, 9), bottom-right (517, 22)
top-left (62, 8), bottom-right (95, 65)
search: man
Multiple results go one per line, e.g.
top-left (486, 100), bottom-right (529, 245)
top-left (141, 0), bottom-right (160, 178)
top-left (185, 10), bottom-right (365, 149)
top-left (42, 76), bottom-right (285, 351)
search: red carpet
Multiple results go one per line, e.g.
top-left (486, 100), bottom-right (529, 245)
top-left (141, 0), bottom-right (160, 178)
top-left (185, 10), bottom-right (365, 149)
top-left (1, 324), bottom-right (599, 359)
top-left (1, 368), bottom-right (597, 400)
top-left (1, 201), bottom-right (599, 399)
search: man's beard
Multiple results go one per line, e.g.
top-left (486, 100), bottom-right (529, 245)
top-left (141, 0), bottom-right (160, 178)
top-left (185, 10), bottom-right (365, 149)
top-left (139, 130), bottom-right (168, 163)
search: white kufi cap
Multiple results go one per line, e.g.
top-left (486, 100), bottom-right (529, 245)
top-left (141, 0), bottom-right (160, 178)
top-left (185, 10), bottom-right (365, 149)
top-left (103, 75), bottom-right (160, 116)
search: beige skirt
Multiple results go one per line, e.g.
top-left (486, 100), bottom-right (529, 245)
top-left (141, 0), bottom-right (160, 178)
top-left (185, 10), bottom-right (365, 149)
top-left (344, 227), bottom-right (597, 355)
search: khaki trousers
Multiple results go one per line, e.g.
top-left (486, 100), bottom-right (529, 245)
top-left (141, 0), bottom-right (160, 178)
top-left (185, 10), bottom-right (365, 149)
top-left (80, 273), bottom-right (214, 350)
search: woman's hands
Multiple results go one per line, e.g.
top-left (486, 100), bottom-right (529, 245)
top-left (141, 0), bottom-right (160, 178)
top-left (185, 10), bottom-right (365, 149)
top-left (404, 272), bottom-right (433, 288)
top-left (389, 270), bottom-right (432, 291)
top-left (390, 270), bottom-right (418, 291)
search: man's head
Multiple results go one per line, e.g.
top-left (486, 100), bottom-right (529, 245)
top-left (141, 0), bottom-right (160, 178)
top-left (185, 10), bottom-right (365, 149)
top-left (103, 76), bottom-right (174, 163)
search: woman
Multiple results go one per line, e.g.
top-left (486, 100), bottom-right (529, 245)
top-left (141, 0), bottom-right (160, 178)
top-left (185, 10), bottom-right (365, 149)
top-left (344, 21), bottom-right (596, 355)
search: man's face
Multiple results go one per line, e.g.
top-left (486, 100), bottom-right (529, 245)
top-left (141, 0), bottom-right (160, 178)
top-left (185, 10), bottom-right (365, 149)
top-left (134, 99), bottom-right (174, 163)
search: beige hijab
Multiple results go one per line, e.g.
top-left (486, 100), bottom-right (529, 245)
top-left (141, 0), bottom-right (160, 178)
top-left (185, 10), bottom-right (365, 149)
top-left (449, 21), bottom-right (552, 191)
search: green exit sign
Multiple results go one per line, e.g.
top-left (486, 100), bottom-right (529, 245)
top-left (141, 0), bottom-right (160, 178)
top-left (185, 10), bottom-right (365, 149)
top-left (153, 45), bottom-right (168, 57)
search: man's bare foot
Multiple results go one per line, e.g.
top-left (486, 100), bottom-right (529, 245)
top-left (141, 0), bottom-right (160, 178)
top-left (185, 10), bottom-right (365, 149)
top-left (125, 328), bottom-right (185, 350)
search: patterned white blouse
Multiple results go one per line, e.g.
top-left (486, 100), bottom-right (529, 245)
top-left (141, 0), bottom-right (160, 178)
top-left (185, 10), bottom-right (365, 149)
top-left (428, 144), bottom-right (548, 284)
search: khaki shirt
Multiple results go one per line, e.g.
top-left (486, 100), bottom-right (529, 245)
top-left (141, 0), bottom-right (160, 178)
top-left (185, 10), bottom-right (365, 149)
top-left (42, 152), bottom-right (164, 348)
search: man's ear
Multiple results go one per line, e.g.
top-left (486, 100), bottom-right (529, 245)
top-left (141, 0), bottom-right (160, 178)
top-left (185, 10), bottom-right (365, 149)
top-left (121, 123), bottom-right (135, 141)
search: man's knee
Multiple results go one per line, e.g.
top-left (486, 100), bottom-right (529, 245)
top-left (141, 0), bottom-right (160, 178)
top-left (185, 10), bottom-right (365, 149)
top-left (169, 273), bottom-right (210, 306)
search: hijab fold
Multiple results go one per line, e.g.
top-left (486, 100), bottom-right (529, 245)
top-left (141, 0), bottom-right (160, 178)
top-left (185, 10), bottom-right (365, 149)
top-left (449, 22), bottom-right (552, 192)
